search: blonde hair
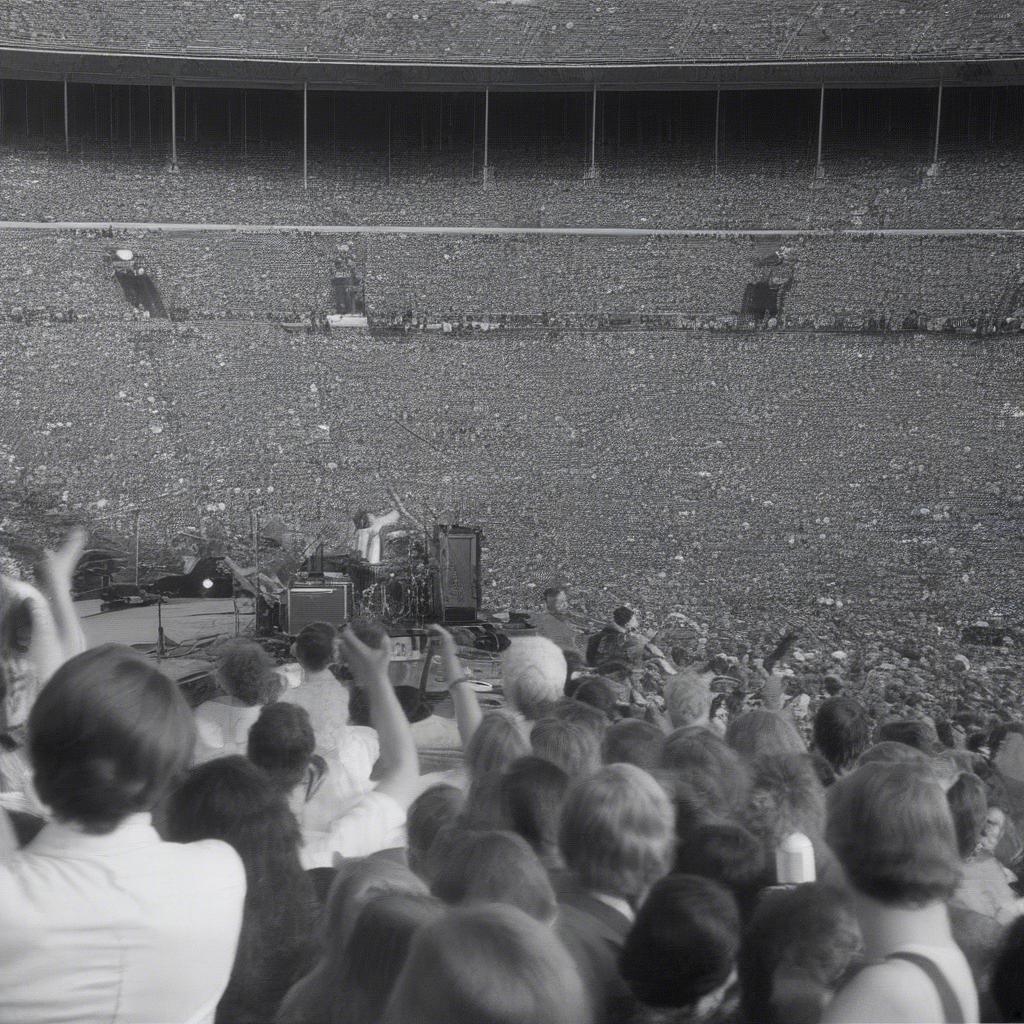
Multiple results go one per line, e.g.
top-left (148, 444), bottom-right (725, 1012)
top-left (465, 710), bottom-right (530, 779)
top-left (382, 904), bottom-right (591, 1024)
top-left (664, 669), bottom-right (712, 729)
top-left (501, 636), bottom-right (566, 720)
top-left (559, 763), bottom-right (675, 903)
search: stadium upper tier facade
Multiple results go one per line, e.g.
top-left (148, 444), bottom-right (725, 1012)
top-left (1, 0), bottom-right (1023, 66)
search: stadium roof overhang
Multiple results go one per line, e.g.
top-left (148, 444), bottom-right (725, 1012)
top-left (2, 47), bottom-right (1024, 91)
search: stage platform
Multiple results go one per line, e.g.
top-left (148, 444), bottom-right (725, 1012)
top-left (78, 597), bottom-right (251, 649)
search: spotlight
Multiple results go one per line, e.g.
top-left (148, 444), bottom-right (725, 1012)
top-left (201, 578), bottom-right (215, 591)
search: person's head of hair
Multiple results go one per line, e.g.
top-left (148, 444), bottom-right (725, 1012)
top-left (28, 644), bottom-right (194, 834)
top-left (825, 762), bottom-right (961, 906)
top-left (572, 676), bottom-right (623, 722)
top-left (559, 763), bottom-right (675, 904)
top-left (934, 719), bottom-right (956, 749)
top-left (548, 697), bottom-right (610, 743)
top-left (813, 697), bottom-right (872, 774)
top-left (562, 650), bottom-right (586, 691)
top-left (461, 771), bottom-right (508, 832)
top-left (856, 741), bottom-right (932, 770)
top-left (875, 718), bottom-right (941, 755)
top-left (215, 638), bottom-right (282, 706)
top-left (312, 892), bottom-right (443, 1024)
top-left (407, 784), bottom-right (464, 881)
top-left (823, 675), bottom-right (844, 696)
top-left (498, 755), bottom-right (569, 864)
top-left (530, 717), bottom-right (600, 780)
top-left (431, 829), bottom-right (557, 923)
top-left (992, 915), bottom-right (1024, 1023)
top-left (164, 756), bottom-right (314, 986)
top-left (295, 621), bottom-right (337, 672)
top-left (464, 709), bottom-right (530, 780)
top-left (727, 710), bottom-right (806, 761)
top-left (613, 606), bottom-right (635, 628)
top-left (603, 719), bottom-right (664, 770)
top-left (745, 753), bottom-right (827, 873)
top-left (382, 904), bottom-right (591, 1024)
top-left (674, 819), bottom-right (766, 919)
top-left (322, 856), bottom-right (429, 954)
top-left (543, 585), bottom-right (567, 610)
top-left (739, 883), bottom-right (862, 1024)
top-left (501, 636), bottom-right (566, 720)
top-left (664, 669), bottom-right (713, 729)
top-left (946, 772), bottom-right (988, 860)
top-left (620, 875), bottom-right (740, 1011)
top-left (660, 726), bottom-right (751, 822)
top-left (247, 701), bottom-right (315, 793)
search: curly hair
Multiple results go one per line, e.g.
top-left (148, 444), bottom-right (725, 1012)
top-left (216, 639), bottom-right (282, 706)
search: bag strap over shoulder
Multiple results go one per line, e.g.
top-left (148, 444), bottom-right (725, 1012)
top-left (886, 951), bottom-right (966, 1024)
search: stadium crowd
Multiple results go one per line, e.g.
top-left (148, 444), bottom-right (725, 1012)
top-left (2, 550), bottom-right (1024, 1024)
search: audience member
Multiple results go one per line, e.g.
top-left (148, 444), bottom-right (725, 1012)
top-left (532, 585), bottom-right (586, 656)
top-left (194, 639), bottom-right (283, 763)
top-left (620, 875), bottom-right (741, 1024)
top-left (406, 783), bottom-right (463, 881)
top-left (278, 622), bottom-right (350, 756)
top-left (382, 904), bottom-right (593, 1024)
top-left (673, 818), bottom-right (766, 920)
top-left (663, 667), bottom-right (713, 730)
top-left (531, 717), bottom-right (602, 779)
top-left (0, 645), bottom-right (246, 1024)
top-left (502, 635), bottom-right (568, 722)
top-left (660, 726), bottom-right (751, 821)
top-left (991, 916), bottom-right (1024, 1023)
top-left (739, 883), bottom-right (861, 1024)
top-left (813, 697), bottom-right (873, 777)
top-left (165, 756), bottom-right (316, 1024)
top-left (277, 892), bottom-right (442, 1024)
top-left (726, 709), bottom-right (806, 760)
top-left (822, 762), bottom-right (979, 1023)
top-left (603, 718), bottom-right (664, 770)
top-left (875, 718), bottom-right (942, 755)
top-left (498, 755), bottom-right (570, 868)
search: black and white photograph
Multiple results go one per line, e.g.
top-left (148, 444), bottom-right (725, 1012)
top-left (0, 3), bottom-right (1022, 1022)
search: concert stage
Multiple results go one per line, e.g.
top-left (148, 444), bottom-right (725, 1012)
top-left (77, 597), bottom-right (252, 649)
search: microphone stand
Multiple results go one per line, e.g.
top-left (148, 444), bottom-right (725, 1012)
top-left (156, 595), bottom-right (166, 660)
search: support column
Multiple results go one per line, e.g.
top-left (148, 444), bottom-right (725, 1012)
top-left (242, 91), bottom-right (247, 158)
top-left (63, 78), bottom-right (69, 153)
top-left (302, 82), bottom-right (308, 191)
top-left (170, 80), bottom-right (178, 170)
top-left (816, 83), bottom-right (825, 177)
top-left (482, 88), bottom-right (491, 187)
top-left (713, 88), bottom-right (721, 176)
top-left (386, 97), bottom-right (392, 186)
top-left (585, 82), bottom-right (599, 180)
top-left (930, 80), bottom-right (943, 175)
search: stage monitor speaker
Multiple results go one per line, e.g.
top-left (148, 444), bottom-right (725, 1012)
top-left (286, 581), bottom-right (353, 635)
top-left (434, 526), bottom-right (481, 625)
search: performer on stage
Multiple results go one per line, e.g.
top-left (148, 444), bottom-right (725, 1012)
top-left (352, 509), bottom-right (400, 565)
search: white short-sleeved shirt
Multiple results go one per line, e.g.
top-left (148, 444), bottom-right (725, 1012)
top-left (300, 790), bottom-right (406, 869)
top-left (192, 698), bottom-right (263, 764)
top-left (0, 813), bottom-right (247, 1024)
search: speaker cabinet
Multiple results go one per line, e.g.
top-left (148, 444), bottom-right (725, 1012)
top-left (434, 527), bottom-right (481, 625)
top-left (286, 581), bottom-right (353, 635)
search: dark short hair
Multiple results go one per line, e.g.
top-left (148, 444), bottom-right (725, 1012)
top-left (603, 719), bottom-right (664, 770)
top-left (875, 718), bottom-right (940, 755)
top-left (573, 677), bottom-right (623, 721)
top-left (498, 756), bottom-right (569, 858)
top-left (661, 727), bottom-right (751, 821)
top-left (620, 875), bottom-right (740, 1009)
top-left (247, 702), bottom-right (315, 792)
top-left (813, 697), bottom-right (872, 773)
top-left (295, 622), bottom-right (336, 672)
top-left (548, 697), bottom-right (610, 742)
top-left (28, 644), bottom-right (194, 834)
top-left (946, 772), bottom-right (987, 859)
top-left (543, 586), bottom-right (566, 601)
top-left (407, 785), bottom-right (464, 879)
top-left (217, 639), bottom-right (282, 706)
top-left (613, 607), bottom-right (635, 627)
top-left (674, 820), bottom-right (766, 916)
top-left (992, 916), bottom-right (1024, 1022)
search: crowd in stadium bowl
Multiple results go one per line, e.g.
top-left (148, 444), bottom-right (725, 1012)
top-left (2, 552), bottom-right (1024, 1023)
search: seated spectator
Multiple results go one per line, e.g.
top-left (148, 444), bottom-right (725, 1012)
top-left (531, 717), bottom-right (601, 779)
top-left (619, 875), bottom-right (741, 1024)
top-left (248, 702), bottom-right (368, 836)
top-left (990, 916), bottom-right (1024, 1023)
top-left (382, 904), bottom-right (592, 1024)
top-left (277, 892), bottom-right (442, 1024)
top-left (299, 624), bottom-right (421, 866)
top-left (165, 756), bottom-right (316, 1024)
top-left (947, 771), bottom-right (1024, 925)
top-left (0, 644), bottom-right (246, 1024)
top-left (744, 753), bottom-right (836, 884)
top-left (813, 697), bottom-right (873, 777)
top-left (663, 666), bottom-right (714, 730)
top-left (531, 585), bottom-right (586, 656)
top-left (587, 606), bottom-right (646, 667)
top-left (278, 622), bottom-right (350, 756)
top-left (406, 783), bottom-right (464, 881)
top-left (499, 755), bottom-right (570, 869)
top-left (822, 762), bottom-right (979, 1023)
top-left (673, 819), bottom-right (766, 920)
top-left (194, 639), bottom-right (283, 763)
top-left (660, 726), bottom-right (751, 822)
top-left (431, 829), bottom-right (558, 923)
top-left (739, 883), bottom-right (861, 1024)
top-left (876, 718), bottom-right (941, 755)
top-left (603, 718), bottom-right (664, 770)
top-left (726, 709), bottom-right (806, 760)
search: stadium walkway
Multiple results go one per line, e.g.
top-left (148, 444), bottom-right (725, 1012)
top-left (2, 221), bottom-right (1024, 237)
